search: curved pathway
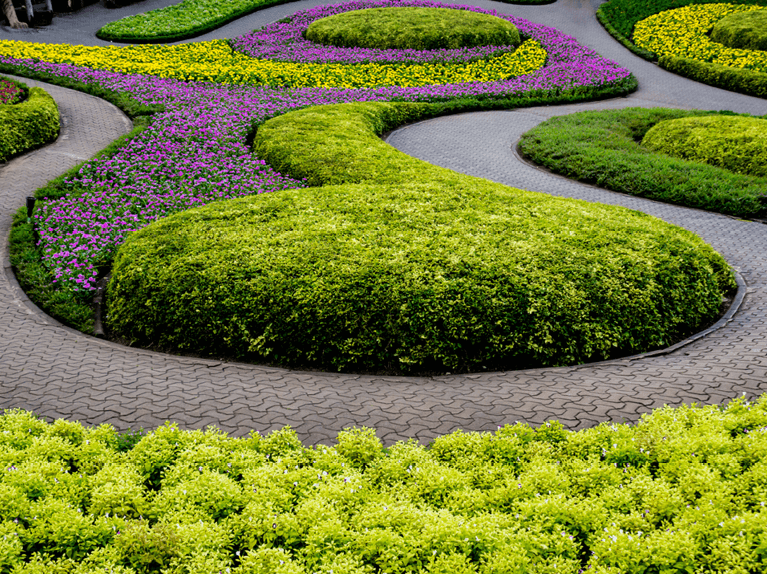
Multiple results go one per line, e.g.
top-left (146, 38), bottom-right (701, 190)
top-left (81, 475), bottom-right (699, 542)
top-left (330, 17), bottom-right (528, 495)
top-left (0, 0), bottom-right (766, 446)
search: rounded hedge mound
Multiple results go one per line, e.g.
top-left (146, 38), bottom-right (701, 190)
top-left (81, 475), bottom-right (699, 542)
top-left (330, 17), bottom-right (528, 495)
top-left (0, 85), bottom-right (59, 162)
top-left (711, 8), bottom-right (767, 51)
top-left (518, 107), bottom-right (767, 218)
top-left (107, 102), bottom-right (734, 375)
top-left (642, 114), bottom-right (767, 178)
top-left (304, 7), bottom-right (521, 50)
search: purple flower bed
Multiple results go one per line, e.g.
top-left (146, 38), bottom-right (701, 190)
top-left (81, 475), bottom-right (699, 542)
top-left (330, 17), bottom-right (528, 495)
top-left (231, 0), bottom-right (521, 64)
top-left (0, 2), bottom-right (632, 295)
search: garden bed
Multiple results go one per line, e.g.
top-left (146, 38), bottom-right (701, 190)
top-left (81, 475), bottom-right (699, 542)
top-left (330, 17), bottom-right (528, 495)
top-left (597, 0), bottom-right (767, 96)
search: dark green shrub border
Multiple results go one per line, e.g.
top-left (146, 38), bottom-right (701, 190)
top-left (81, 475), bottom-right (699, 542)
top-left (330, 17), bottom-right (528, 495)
top-left (0, 86), bottom-right (58, 163)
top-left (597, 0), bottom-right (767, 95)
top-left (106, 100), bottom-right (734, 375)
top-left (518, 107), bottom-right (767, 218)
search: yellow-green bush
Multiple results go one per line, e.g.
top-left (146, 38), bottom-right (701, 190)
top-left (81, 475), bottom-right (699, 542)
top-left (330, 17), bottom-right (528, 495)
top-left (3, 396), bottom-right (767, 572)
top-left (106, 102), bottom-right (734, 375)
top-left (305, 7), bottom-right (521, 50)
top-left (642, 114), bottom-right (767, 177)
top-left (0, 86), bottom-right (58, 162)
top-left (711, 8), bottom-right (767, 50)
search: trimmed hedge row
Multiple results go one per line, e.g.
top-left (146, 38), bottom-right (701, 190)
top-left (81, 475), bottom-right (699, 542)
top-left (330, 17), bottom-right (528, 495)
top-left (96, 0), bottom-right (298, 43)
top-left (304, 7), bottom-right (521, 51)
top-left (642, 114), bottom-right (767, 178)
top-left (106, 101), bottom-right (735, 375)
top-left (2, 396), bottom-right (767, 573)
top-left (597, 0), bottom-right (767, 95)
top-left (0, 85), bottom-right (59, 163)
top-left (518, 107), bottom-right (767, 218)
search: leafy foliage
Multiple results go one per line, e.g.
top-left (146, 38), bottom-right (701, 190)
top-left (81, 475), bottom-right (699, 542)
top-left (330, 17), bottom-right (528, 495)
top-left (642, 114), bottom-right (767, 178)
top-left (106, 102), bottom-right (733, 375)
top-left (3, 398), bottom-right (767, 572)
top-left (305, 7), bottom-right (520, 50)
top-left (711, 8), bottom-right (767, 50)
top-left (0, 86), bottom-right (58, 162)
top-left (518, 106), bottom-right (767, 218)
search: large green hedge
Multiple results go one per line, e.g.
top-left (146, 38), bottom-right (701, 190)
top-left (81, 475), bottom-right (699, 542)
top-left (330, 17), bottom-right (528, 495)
top-left (518, 107), bottom-right (767, 218)
top-left (711, 8), bottom-right (767, 50)
top-left (642, 114), bottom-right (767, 178)
top-left (2, 396), bottom-right (767, 572)
top-left (597, 0), bottom-right (767, 94)
top-left (106, 102), bottom-right (734, 375)
top-left (305, 8), bottom-right (520, 50)
top-left (0, 85), bottom-right (59, 162)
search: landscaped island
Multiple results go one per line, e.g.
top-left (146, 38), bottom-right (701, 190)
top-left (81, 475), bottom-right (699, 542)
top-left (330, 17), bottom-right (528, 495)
top-left (4, 0), bottom-right (717, 377)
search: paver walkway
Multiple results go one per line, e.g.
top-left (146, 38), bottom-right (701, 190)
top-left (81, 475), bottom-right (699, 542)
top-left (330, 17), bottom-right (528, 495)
top-left (0, 0), bottom-right (765, 446)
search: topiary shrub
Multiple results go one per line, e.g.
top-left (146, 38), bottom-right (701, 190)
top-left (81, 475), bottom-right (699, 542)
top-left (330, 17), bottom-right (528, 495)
top-left (711, 8), bottom-right (767, 51)
top-left (305, 7), bottom-right (520, 50)
top-left (0, 85), bottom-right (58, 162)
top-left (642, 114), bottom-right (767, 177)
top-left (106, 102), bottom-right (735, 375)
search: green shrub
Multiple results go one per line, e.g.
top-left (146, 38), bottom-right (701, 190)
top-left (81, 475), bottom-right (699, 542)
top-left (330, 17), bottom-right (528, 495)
top-left (97, 0), bottom-right (296, 43)
top-left (3, 399), bottom-right (767, 572)
top-left (518, 106), bottom-right (767, 218)
top-left (335, 428), bottom-right (383, 470)
top-left (659, 53), bottom-right (767, 98)
top-left (642, 114), bottom-right (767, 177)
top-left (0, 86), bottom-right (58, 162)
top-left (106, 101), bottom-right (733, 375)
top-left (711, 8), bottom-right (767, 50)
top-left (305, 7), bottom-right (520, 50)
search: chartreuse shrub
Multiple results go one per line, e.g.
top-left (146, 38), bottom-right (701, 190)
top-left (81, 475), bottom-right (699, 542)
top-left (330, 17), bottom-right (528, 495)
top-left (4, 396), bottom-right (767, 572)
top-left (0, 85), bottom-right (58, 162)
top-left (519, 107), bottom-right (767, 218)
top-left (304, 8), bottom-right (520, 50)
top-left (597, 0), bottom-right (767, 95)
top-left (107, 101), bottom-right (734, 375)
top-left (711, 8), bottom-right (767, 50)
top-left (642, 114), bottom-right (767, 178)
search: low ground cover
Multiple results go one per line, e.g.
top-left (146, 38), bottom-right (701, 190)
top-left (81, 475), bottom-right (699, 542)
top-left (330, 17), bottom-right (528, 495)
top-left (518, 107), bottom-right (767, 218)
top-left (2, 0), bottom-right (637, 347)
top-left (1, 396), bottom-right (767, 573)
top-left (597, 0), bottom-right (767, 96)
top-left (304, 7), bottom-right (520, 50)
top-left (0, 79), bottom-right (58, 163)
top-left (642, 114), bottom-right (767, 178)
top-left (106, 101), bottom-right (733, 374)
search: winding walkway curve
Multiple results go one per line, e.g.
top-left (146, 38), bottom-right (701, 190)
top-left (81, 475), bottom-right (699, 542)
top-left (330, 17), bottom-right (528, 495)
top-left (0, 0), bottom-right (766, 446)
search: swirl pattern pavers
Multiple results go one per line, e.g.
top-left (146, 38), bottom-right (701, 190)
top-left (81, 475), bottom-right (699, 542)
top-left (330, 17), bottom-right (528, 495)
top-left (1, 0), bottom-right (766, 445)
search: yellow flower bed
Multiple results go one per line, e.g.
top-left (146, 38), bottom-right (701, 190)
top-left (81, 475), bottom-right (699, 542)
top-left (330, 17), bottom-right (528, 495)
top-left (633, 4), bottom-right (767, 73)
top-left (0, 38), bottom-right (546, 88)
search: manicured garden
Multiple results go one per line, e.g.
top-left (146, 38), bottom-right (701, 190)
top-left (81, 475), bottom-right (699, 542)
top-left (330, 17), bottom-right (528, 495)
top-left (518, 107), bottom-right (767, 218)
top-left (598, 0), bottom-right (767, 97)
top-left (1, 397), bottom-right (767, 573)
top-left (3, 0), bottom-right (707, 378)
